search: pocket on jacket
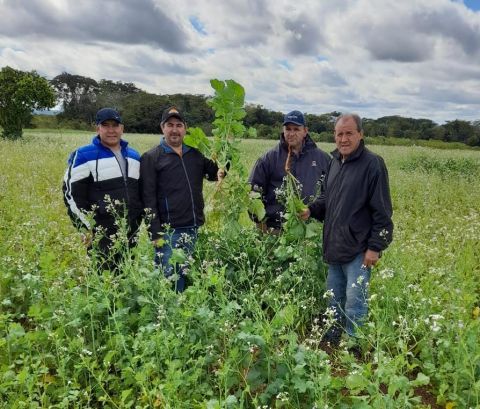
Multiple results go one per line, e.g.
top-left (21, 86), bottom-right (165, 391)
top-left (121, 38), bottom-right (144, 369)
top-left (340, 225), bottom-right (357, 247)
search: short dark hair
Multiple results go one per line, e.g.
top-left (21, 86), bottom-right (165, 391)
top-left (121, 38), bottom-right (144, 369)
top-left (335, 113), bottom-right (362, 132)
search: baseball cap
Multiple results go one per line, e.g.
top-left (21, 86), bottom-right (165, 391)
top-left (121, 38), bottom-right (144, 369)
top-left (95, 108), bottom-right (122, 125)
top-left (283, 110), bottom-right (305, 126)
top-left (161, 106), bottom-right (186, 125)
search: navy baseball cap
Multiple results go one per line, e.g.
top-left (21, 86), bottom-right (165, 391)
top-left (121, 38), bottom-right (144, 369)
top-left (161, 106), bottom-right (186, 125)
top-left (283, 110), bottom-right (305, 126)
top-left (95, 108), bottom-right (122, 125)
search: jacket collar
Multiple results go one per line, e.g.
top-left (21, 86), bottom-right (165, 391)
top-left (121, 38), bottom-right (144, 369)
top-left (331, 139), bottom-right (365, 163)
top-left (160, 138), bottom-right (190, 154)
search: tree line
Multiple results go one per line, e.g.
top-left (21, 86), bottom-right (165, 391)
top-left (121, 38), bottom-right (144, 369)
top-left (1, 66), bottom-right (479, 146)
top-left (49, 72), bottom-right (480, 147)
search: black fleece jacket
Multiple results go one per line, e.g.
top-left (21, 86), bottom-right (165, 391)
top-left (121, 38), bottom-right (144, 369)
top-left (140, 141), bottom-right (219, 240)
top-left (309, 140), bottom-right (393, 264)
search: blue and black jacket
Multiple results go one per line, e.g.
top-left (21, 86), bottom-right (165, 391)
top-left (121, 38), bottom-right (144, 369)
top-left (63, 136), bottom-right (143, 235)
top-left (140, 140), bottom-right (219, 240)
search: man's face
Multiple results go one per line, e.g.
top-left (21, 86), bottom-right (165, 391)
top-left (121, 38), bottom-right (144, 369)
top-left (97, 120), bottom-right (123, 149)
top-left (283, 123), bottom-right (307, 152)
top-left (335, 117), bottom-right (363, 159)
top-left (161, 117), bottom-right (186, 148)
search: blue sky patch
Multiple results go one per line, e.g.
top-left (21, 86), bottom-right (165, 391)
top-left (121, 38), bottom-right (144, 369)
top-left (461, 0), bottom-right (480, 11)
top-left (189, 16), bottom-right (207, 35)
top-left (278, 59), bottom-right (293, 71)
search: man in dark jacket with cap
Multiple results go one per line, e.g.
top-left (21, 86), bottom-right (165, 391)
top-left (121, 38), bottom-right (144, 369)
top-left (140, 106), bottom-right (222, 292)
top-left (63, 108), bottom-right (143, 271)
top-left (249, 110), bottom-right (330, 232)
top-left (302, 113), bottom-right (393, 344)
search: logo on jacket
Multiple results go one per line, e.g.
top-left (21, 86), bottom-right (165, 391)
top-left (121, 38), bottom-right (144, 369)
top-left (312, 161), bottom-right (317, 167)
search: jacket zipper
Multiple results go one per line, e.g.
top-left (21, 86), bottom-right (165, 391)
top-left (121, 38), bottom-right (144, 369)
top-left (112, 148), bottom-right (130, 205)
top-left (179, 154), bottom-right (197, 226)
top-left (325, 160), bottom-right (345, 257)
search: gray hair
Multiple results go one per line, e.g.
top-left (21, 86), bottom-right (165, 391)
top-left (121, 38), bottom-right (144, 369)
top-left (335, 113), bottom-right (363, 132)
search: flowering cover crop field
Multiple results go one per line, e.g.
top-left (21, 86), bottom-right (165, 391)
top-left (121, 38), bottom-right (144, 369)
top-left (0, 130), bottom-right (479, 408)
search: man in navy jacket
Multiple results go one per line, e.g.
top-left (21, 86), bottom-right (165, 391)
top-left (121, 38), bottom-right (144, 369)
top-left (63, 108), bottom-right (143, 271)
top-left (249, 110), bottom-right (330, 232)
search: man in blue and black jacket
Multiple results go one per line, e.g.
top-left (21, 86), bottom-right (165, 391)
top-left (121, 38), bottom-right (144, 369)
top-left (63, 108), bottom-right (143, 270)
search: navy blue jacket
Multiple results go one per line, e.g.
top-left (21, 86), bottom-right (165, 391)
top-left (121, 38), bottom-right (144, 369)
top-left (309, 140), bottom-right (393, 264)
top-left (63, 136), bottom-right (143, 234)
top-left (249, 133), bottom-right (330, 228)
top-left (140, 140), bottom-right (219, 239)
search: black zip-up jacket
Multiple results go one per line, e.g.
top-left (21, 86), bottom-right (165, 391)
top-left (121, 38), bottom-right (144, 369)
top-left (309, 140), bottom-right (393, 264)
top-left (249, 133), bottom-right (330, 228)
top-left (63, 136), bottom-right (143, 235)
top-left (140, 140), bottom-right (219, 240)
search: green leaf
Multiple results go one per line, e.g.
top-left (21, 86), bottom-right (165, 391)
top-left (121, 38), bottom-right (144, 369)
top-left (7, 322), bottom-right (25, 339)
top-left (168, 248), bottom-right (187, 265)
top-left (410, 372), bottom-right (430, 387)
top-left (248, 198), bottom-right (266, 221)
top-left (121, 389), bottom-right (132, 403)
top-left (305, 221), bottom-right (323, 238)
top-left (346, 373), bottom-right (369, 393)
top-left (184, 127), bottom-right (211, 156)
top-left (210, 79), bottom-right (225, 92)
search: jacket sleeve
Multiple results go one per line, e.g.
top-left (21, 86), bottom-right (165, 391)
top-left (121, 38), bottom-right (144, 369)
top-left (203, 155), bottom-right (220, 181)
top-left (308, 194), bottom-right (326, 221)
top-left (249, 154), bottom-right (271, 197)
top-left (367, 157), bottom-right (394, 252)
top-left (63, 150), bottom-right (92, 230)
top-left (140, 150), bottom-right (162, 240)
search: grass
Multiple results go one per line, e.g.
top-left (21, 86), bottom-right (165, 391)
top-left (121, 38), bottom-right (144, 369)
top-left (0, 129), bottom-right (479, 408)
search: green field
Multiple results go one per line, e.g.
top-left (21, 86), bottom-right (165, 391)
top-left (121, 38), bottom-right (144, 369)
top-left (1, 129), bottom-right (479, 408)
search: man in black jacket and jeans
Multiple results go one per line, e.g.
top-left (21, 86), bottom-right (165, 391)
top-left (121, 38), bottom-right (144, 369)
top-left (301, 113), bottom-right (393, 343)
top-left (140, 106), bottom-right (222, 292)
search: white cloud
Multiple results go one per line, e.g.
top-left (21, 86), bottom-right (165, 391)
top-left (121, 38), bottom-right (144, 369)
top-left (1, 0), bottom-right (480, 123)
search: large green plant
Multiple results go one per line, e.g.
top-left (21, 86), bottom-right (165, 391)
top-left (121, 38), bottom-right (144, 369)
top-left (184, 79), bottom-right (263, 235)
top-left (0, 66), bottom-right (56, 139)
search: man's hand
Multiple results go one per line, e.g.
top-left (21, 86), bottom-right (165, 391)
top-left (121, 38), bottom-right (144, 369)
top-left (299, 207), bottom-right (310, 221)
top-left (362, 249), bottom-right (380, 269)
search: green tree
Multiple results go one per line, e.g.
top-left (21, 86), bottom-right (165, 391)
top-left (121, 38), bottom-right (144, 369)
top-left (0, 66), bottom-right (56, 139)
top-left (51, 72), bottom-right (99, 124)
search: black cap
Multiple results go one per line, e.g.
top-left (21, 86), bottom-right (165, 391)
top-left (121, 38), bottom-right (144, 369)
top-left (95, 108), bottom-right (122, 125)
top-left (161, 106), bottom-right (186, 125)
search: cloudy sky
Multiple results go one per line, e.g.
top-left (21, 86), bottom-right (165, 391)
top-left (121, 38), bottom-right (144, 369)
top-left (1, 0), bottom-right (480, 123)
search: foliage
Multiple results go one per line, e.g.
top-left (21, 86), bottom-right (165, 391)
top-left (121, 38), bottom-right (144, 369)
top-left (400, 153), bottom-right (480, 179)
top-left (51, 72), bottom-right (100, 125)
top-left (1, 131), bottom-right (480, 407)
top-left (0, 66), bottom-right (56, 139)
top-left (45, 71), bottom-right (480, 146)
top-left (185, 79), bottom-right (265, 233)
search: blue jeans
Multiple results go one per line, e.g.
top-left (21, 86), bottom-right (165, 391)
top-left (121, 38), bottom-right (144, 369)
top-left (326, 252), bottom-right (371, 337)
top-left (155, 227), bottom-right (197, 293)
